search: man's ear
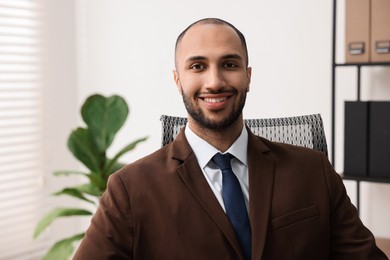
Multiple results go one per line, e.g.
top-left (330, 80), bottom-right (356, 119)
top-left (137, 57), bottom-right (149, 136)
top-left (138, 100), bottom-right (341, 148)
top-left (246, 67), bottom-right (252, 92)
top-left (173, 70), bottom-right (182, 94)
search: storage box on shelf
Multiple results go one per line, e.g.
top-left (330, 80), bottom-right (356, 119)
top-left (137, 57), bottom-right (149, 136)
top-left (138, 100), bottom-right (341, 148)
top-left (344, 101), bottom-right (390, 179)
top-left (345, 0), bottom-right (390, 63)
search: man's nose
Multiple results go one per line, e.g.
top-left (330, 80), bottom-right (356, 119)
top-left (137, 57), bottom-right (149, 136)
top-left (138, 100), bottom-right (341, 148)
top-left (204, 66), bottom-right (227, 90)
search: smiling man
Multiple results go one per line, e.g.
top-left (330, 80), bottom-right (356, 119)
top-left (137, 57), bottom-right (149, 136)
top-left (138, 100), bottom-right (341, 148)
top-left (173, 20), bottom-right (251, 153)
top-left (74, 18), bottom-right (387, 260)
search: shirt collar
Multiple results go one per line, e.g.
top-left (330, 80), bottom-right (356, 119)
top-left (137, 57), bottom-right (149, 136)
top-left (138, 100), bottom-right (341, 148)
top-left (185, 125), bottom-right (248, 168)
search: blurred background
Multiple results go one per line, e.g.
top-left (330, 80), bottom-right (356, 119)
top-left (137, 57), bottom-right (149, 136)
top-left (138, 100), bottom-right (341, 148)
top-left (1, 0), bottom-right (389, 258)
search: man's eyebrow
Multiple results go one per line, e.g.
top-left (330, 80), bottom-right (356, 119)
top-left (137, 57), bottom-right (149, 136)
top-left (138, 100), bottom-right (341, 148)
top-left (185, 54), bottom-right (243, 63)
top-left (222, 54), bottom-right (243, 60)
top-left (185, 56), bottom-right (207, 63)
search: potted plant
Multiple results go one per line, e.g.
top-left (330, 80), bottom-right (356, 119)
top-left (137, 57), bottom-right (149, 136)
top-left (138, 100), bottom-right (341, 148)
top-left (33, 94), bottom-right (148, 259)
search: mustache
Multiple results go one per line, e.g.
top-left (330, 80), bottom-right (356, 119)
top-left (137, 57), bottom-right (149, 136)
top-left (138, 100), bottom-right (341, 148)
top-left (196, 88), bottom-right (237, 96)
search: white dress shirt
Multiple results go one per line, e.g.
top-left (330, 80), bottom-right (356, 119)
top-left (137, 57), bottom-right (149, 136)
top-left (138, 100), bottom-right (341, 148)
top-left (184, 125), bottom-right (249, 212)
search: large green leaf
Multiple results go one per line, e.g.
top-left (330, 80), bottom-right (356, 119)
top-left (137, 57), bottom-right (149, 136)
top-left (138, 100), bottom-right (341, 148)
top-left (34, 208), bottom-right (92, 239)
top-left (107, 160), bottom-right (126, 173)
top-left (76, 183), bottom-right (102, 197)
top-left (81, 94), bottom-right (129, 152)
top-left (104, 136), bottom-right (148, 174)
top-left (42, 233), bottom-right (84, 260)
top-left (67, 127), bottom-right (100, 172)
top-left (53, 188), bottom-right (96, 205)
top-left (53, 171), bottom-right (105, 195)
top-left (53, 170), bottom-right (89, 177)
top-left (85, 173), bottom-right (107, 192)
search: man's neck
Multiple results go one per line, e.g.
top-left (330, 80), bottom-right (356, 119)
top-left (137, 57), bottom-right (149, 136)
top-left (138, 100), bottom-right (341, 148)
top-left (187, 117), bottom-right (244, 152)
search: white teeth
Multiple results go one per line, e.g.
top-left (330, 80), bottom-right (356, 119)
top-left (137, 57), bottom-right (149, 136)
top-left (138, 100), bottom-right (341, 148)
top-left (204, 97), bottom-right (227, 103)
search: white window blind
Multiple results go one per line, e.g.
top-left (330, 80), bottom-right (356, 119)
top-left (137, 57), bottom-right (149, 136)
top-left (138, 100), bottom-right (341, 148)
top-left (0, 1), bottom-right (50, 259)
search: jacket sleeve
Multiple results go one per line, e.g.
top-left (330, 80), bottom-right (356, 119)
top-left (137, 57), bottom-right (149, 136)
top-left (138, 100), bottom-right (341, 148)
top-left (322, 154), bottom-right (388, 259)
top-left (73, 173), bottom-right (133, 259)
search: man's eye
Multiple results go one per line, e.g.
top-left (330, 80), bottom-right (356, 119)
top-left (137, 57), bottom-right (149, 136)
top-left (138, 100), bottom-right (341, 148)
top-left (190, 64), bottom-right (205, 70)
top-left (224, 63), bottom-right (238, 69)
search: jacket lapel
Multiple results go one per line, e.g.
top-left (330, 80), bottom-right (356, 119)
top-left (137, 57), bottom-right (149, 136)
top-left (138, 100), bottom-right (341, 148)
top-left (171, 129), bottom-right (244, 258)
top-left (247, 131), bottom-right (274, 260)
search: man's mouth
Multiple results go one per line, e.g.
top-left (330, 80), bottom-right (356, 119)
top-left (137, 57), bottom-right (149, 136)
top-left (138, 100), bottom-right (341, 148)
top-left (203, 97), bottom-right (228, 103)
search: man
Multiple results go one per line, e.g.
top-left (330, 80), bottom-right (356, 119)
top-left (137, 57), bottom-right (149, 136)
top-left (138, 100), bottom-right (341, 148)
top-left (74, 18), bottom-right (387, 259)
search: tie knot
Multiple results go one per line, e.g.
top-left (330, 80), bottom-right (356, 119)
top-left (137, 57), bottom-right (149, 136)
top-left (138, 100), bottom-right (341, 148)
top-left (212, 153), bottom-right (233, 171)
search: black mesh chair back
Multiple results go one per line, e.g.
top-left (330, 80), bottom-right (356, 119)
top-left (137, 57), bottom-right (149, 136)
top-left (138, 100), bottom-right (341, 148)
top-left (160, 114), bottom-right (328, 155)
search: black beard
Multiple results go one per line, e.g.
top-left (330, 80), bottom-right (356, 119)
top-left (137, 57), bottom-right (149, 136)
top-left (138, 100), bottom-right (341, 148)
top-left (182, 89), bottom-right (246, 130)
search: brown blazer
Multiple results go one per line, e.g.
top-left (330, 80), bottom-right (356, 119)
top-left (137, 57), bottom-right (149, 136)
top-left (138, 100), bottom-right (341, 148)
top-left (74, 129), bottom-right (387, 260)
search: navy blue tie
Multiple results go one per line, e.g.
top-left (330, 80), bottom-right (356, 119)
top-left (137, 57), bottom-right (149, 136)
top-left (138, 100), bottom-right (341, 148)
top-left (212, 153), bottom-right (251, 260)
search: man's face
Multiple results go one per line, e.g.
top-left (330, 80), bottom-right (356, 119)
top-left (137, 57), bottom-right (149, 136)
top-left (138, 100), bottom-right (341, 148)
top-left (174, 24), bottom-right (251, 130)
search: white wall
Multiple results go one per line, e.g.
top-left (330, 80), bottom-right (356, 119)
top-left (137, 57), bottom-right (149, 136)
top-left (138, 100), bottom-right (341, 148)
top-left (64, 0), bottom-right (390, 238)
top-left (74, 0), bottom-right (332, 159)
top-left (41, 0), bottom-right (81, 247)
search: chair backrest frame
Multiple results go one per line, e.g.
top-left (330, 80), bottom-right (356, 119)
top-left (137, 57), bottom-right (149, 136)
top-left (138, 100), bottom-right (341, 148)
top-left (160, 114), bottom-right (328, 155)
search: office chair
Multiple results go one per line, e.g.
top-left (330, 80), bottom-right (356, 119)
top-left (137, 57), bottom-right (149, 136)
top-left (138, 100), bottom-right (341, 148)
top-left (160, 114), bottom-right (328, 155)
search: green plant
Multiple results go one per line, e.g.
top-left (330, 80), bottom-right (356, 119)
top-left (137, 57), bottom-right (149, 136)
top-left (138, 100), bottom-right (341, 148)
top-left (33, 94), bottom-right (148, 259)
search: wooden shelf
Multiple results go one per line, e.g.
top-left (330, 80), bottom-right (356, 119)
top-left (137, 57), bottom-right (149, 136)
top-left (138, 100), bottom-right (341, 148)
top-left (335, 62), bottom-right (390, 67)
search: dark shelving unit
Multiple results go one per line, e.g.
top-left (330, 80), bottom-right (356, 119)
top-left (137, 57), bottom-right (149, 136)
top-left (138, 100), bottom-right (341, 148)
top-left (331, 0), bottom-right (390, 214)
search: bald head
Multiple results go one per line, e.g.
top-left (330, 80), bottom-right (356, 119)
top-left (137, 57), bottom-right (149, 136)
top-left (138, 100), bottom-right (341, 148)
top-left (174, 18), bottom-right (249, 68)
